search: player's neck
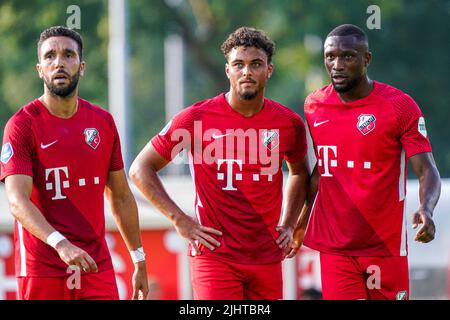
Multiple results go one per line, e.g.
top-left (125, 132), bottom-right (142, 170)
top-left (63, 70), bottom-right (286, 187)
top-left (337, 76), bottom-right (374, 103)
top-left (225, 90), bottom-right (265, 117)
top-left (39, 90), bottom-right (79, 119)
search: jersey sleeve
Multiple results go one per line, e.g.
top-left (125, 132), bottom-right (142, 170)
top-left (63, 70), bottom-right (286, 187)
top-left (151, 108), bottom-right (195, 161)
top-left (393, 94), bottom-right (432, 158)
top-left (284, 115), bottom-right (307, 163)
top-left (1, 115), bottom-right (34, 182)
top-left (106, 113), bottom-right (125, 172)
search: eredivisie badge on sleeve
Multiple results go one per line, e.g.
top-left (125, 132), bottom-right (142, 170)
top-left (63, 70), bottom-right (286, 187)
top-left (357, 114), bottom-right (376, 135)
top-left (84, 128), bottom-right (101, 149)
top-left (262, 129), bottom-right (279, 150)
top-left (1, 142), bottom-right (13, 164)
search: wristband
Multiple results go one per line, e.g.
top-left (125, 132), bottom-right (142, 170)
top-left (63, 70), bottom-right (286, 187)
top-left (47, 231), bottom-right (66, 249)
top-left (130, 247), bottom-right (146, 263)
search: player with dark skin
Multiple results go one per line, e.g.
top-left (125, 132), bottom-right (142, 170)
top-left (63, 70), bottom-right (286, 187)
top-left (287, 29), bottom-right (440, 258)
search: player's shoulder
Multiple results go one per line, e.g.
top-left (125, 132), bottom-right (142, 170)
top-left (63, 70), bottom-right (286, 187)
top-left (264, 98), bottom-right (305, 128)
top-left (174, 94), bottom-right (223, 120)
top-left (372, 81), bottom-right (419, 111)
top-left (79, 98), bottom-right (113, 119)
top-left (305, 84), bottom-right (334, 104)
top-left (5, 100), bottom-right (42, 131)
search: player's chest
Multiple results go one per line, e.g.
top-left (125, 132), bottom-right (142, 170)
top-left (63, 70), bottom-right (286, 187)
top-left (308, 105), bottom-right (398, 146)
top-left (32, 120), bottom-right (112, 164)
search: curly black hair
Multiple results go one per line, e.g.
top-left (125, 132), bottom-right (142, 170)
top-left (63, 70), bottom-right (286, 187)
top-left (220, 27), bottom-right (275, 63)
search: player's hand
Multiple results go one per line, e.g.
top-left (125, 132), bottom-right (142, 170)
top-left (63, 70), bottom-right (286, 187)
top-left (132, 261), bottom-right (149, 300)
top-left (174, 214), bottom-right (222, 256)
top-left (55, 239), bottom-right (98, 273)
top-left (276, 224), bottom-right (294, 258)
top-left (286, 226), bottom-right (306, 259)
top-left (412, 208), bottom-right (436, 243)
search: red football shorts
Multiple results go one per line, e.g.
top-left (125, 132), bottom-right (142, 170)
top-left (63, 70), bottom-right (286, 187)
top-left (319, 252), bottom-right (409, 300)
top-left (17, 268), bottom-right (119, 300)
top-left (189, 255), bottom-right (282, 300)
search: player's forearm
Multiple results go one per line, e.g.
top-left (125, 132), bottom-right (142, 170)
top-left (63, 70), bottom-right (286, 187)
top-left (130, 165), bottom-right (188, 225)
top-left (418, 164), bottom-right (441, 216)
top-left (281, 173), bottom-right (308, 228)
top-left (7, 196), bottom-right (56, 243)
top-left (108, 191), bottom-right (143, 250)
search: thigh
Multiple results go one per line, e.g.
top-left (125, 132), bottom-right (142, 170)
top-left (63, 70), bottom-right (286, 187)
top-left (243, 262), bottom-right (282, 300)
top-left (17, 276), bottom-right (68, 300)
top-left (320, 252), bottom-right (368, 300)
top-left (189, 256), bottom-right (244, 300)
top-left (359, 256), bottom-right (409, 300)
top-left (79, 268), bottom-right (119, 300)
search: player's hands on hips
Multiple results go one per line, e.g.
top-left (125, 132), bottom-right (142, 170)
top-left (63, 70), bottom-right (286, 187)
top-left (276, 224), bottom-right (294, 258)
top-left (132, 261), bottom-right (149, 300)
top-left (412, 208), bottom-right (436, 243)
top-left (55, 239), bottom-right (98, 273)
top-left (286, 226), bottom-right (306, 259)
top-left (174, 214), bottom-right (222, 255)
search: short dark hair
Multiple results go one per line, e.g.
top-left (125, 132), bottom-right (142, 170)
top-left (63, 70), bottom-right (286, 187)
top-left (327, 24), bottom-right (368, 45)
top-left (37, 26), bottom-right (83, 60)
top-left (220, 27), bottom-right (275, 63)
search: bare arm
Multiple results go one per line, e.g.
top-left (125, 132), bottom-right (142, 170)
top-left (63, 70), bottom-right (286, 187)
top-left (5, 174), bottom-right (97, 272)
top-left (129, 142), bottom-right (222, 255)
top-left (409, 152), bottom-right (441, 243)
top-left (276, 159), bottom-right (309, 257)
top-left (286, 165), bottom-right (319, 258)
top-left (105, 169), bottom-right (149, 299)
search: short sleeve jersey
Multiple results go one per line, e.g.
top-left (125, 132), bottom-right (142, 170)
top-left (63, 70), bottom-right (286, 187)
top-left (1, 98), bottom-right (124, 276)
top-left (303, 81), bottom-right (432, 257)
top-left (151, 93), bottom-right (307, 264)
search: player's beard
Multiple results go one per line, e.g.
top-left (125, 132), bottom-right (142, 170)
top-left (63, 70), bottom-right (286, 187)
top-left (238, 88), bottom-right (258, 100)
top-left (44, 69), bottom-right (80, 97)
top-left (332, 76), bottom-right (360, 93)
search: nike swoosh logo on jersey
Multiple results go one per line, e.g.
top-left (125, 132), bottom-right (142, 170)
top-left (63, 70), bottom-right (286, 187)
top-left (313, 120), bottom-right (330, 127)
top-left (212, 133), bottom-right (233, 139)
top-left (40, 140), bottom-right (58, 149)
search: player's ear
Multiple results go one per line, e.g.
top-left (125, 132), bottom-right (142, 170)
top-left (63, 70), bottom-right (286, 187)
top-left (267, 63), bottom-right (274, 79)
top-left (365, 51), bottom-right (372, 67)
top-left (36, 63), bottom-right (43, 79)
top-left (79, 60), bottom-right (86, 77)
top-left (225, 63), bottom-right (230, 79)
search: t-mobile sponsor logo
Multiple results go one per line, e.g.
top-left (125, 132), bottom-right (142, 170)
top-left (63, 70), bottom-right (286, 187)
top-left (317, 145), bottom-right (372, 177)
top-left (45, 166), bottom-right (101, 200)
top-left (217, 159), bottom-right (273, 191)
top-left (167, 121), bottom-right (280, 175)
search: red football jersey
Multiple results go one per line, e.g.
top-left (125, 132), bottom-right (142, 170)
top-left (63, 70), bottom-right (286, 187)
top-left (303, 81), bottom-right (432, 257)
top-left (1, 98), bottom-right (123, 276)
top-left (152, 93), bottom-right (307, 264)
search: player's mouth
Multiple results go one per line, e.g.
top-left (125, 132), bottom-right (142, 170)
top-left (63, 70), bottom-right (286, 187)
top-left (239, 79), bottom-right (256, 85)
top-left (332, 74), bottom-right (348, 84)
top-left (52, 71), bottom-right (70, 82)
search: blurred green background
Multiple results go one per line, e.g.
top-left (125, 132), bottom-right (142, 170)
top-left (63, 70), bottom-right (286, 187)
top-left (0, 0), bottom-right (449, 176)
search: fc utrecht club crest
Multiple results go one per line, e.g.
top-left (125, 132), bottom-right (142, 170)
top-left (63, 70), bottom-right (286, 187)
top-left (357, 114), bottom-right (376, 135)
top-left (262, 129), bottom-right (279, 150)
top-left (395, 290), bottom-right (407, 300)
top-left (84, 128), bottom-right (101, 149)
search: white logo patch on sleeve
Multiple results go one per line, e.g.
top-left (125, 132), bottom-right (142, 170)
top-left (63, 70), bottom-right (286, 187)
top-left (159, 120), bottom-right (172, 136)
top-left (1, 143), bottom-right (14, 164)
top-left (418, 117), bottom-right (427, 138)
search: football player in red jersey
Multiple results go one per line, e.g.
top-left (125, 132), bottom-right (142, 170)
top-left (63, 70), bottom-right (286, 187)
top-left (0, 26), bottom-right (148, 300)
top-left (288, 24), bottom-right (441, 300)
top-left (130, 27), bottom-right (309, 299)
